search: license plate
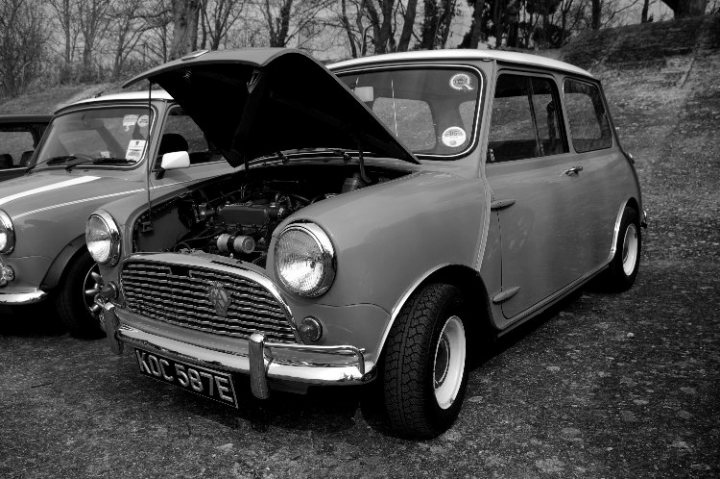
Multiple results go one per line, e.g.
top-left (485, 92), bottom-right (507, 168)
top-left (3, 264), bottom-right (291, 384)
top-left (134, 349), bottom-right (238, 408)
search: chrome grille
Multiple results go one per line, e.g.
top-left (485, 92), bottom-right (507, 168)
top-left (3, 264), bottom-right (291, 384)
top-left (121, 260), bottom-right (296, 343)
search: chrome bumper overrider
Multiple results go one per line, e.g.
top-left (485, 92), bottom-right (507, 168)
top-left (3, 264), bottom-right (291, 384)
top-left (0, 288), bottom-right (47, 305)
top-left (102, 304), bottom-right (368, 399)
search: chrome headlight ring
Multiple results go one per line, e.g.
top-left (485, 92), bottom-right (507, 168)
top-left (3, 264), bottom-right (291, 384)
top-left (274, 222), bottom-right (336, 298)
top-left (0, 210), bottom-right (15, 254)
top-left (86, 211), bottom-right (121, 266)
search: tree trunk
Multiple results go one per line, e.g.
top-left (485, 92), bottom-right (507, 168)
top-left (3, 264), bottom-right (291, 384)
top-left (641, 0), bottom-right (650, 22)
top-left (397, 0), bottom-right (418, 51)
top-left (591, 0), bottom-right (601, 29)
top-left (169, 0), bottom-right (200, 59)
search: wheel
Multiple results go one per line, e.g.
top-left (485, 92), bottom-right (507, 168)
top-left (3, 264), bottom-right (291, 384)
top-left (55, 249), bottom-right (105, 338)
top-left (600, 206), bottom-right (641, 292)
top-left (382, 283), bottom-right (468, 438)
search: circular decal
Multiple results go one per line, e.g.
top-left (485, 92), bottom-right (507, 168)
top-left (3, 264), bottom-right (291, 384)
top-left (441, 127), bottom-right (467, 148)
top-left (449, 73), bottom-right (473, 91)
top-left (137, 114), bottom-right (149, 128)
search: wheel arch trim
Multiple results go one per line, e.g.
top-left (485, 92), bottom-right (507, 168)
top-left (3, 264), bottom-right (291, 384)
top-left (40, 234), bottom-right (87, 290)
top-left (376, 263), bottom-right (494, 362)
top-left (608, 197), bottom-right (640, 263)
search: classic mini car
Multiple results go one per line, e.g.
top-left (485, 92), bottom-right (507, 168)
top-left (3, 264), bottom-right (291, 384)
top-left (88, 48), bottom-right (645, 438)
top-left (0, 91), bottom-right (230, 335)
top-left (0, 114), bottom-right (51, 182)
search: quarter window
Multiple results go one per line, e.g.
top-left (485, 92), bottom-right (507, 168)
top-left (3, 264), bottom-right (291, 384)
top-left (563, 79), bottom-right (612, 152)
top-left (488, 74), bottom-right (567, 162)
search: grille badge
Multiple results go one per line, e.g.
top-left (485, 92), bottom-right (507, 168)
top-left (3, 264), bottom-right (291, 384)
top-left (207, 281), bottom-right (231, 317)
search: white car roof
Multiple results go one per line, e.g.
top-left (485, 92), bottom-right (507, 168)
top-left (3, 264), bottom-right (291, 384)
top-left (329, 49), bottom-right (592, 78)
top-left (64, 89), bottom-right (174, 109)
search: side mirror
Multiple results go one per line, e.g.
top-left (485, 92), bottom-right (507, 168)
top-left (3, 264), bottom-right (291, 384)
top-left (155, 151), bottom-right (190, 179)
top-left (160, 151), bottom-right (190, 170)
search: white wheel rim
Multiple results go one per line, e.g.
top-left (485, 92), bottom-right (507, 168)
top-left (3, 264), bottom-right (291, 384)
top-left (621, 223), bottom-right (639, 277)
top-left (433, 315), bottom-right (466, 410)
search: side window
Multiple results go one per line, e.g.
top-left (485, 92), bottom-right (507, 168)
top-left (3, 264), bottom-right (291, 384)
top-left (0, 130), bottom-right (35, 168)
top-left (563, 79), bottom-right (612, 153)
top-left (488, 74), bottom-right (566, 162)
top-left (160, 107), bottom-right (218, 165)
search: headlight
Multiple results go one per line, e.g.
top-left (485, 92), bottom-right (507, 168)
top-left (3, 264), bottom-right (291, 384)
top-left (0, 210), bottom-right (15, 254)
top-left (274, 223), bottom-right (336, 297)
top-left (86, 211), bottom-right (121, 265)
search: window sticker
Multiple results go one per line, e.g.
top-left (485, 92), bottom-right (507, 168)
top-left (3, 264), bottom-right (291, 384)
top-left (449, 73), bottom-right (473, 91)
top-left (99, 151), bottom-right (110, 158)
top-left (441, 127), bottom-right (467, 147)
top-left (137, 114), bottom-right (150, 128)
top-left (125, 139), bottom-right (147, 162)
top-left (122, 114), bottom-right (139, 131)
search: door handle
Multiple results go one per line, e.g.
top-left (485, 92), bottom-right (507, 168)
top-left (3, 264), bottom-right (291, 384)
top-left (564, 166), bottom-right (583, 176)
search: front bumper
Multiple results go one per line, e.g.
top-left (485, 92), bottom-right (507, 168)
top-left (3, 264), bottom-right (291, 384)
top-left (0, 287), bottom-right (47, 304)
top-left (102, 304), bottom-right (369, 399)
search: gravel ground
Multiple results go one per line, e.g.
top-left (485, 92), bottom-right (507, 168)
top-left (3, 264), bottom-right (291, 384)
top-left (1, 51), bottom-right (719, 479)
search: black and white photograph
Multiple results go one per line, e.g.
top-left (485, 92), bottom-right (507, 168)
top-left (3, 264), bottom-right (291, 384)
top-left (0, 0), bottom-right (718, 477)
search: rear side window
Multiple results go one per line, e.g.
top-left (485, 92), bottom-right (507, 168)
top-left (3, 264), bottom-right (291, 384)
top-left (0, 130), bottom-right (35, 168)
top-left (563, 79), bottom-right (612, 152)
top-left (488, 74), bottom-right (567, 162)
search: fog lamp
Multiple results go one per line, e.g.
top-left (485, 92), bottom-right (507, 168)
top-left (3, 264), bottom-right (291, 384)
top-left (298, 316), bottom-right (323, 343)
top-left (0, 264), bottom-right (15, 287)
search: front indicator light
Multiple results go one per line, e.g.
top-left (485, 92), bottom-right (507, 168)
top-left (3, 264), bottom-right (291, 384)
top-left (0, 263), bottom-right (15, 287)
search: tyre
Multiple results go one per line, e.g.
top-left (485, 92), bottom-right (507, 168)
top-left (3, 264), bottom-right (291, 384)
top-left (382, 283), bottom-right (468, 439)
top-left (600, 206), bottom-right (641, 292)
top-left (55, 249), bottom-right (104, 338)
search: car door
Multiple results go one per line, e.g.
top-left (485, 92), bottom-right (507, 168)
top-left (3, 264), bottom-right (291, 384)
top-left (561, 77), bottom-right (622, 272)
top-left (485, 72), bottom-right (588, 319)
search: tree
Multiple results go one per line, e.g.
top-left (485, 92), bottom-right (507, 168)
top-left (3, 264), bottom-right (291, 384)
top-left (200, 0), bottom-right (247, 50)
top-left (420, 0), bottom-right (459, 49)
top-left (109, 0), bottom-right (150, 78)
top-left (78, 0), bottom-right (112, 80)
top-left (169, 0), bottom-right (200, 59)
top-left (362, 0), bottom-right (420, 53)
top-left (659, 0), bottom-right (708, 18)
top-left (47, 0), bottom-right (82, 80)
top-left (0, 0), bottom-right (47, 98)
top-left (260, 0), bottom-right (334, 48)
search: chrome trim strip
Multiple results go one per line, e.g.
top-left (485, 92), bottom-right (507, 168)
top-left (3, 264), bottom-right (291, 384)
top-left (0, 288), bottom-right (47, 304)
top-left (92, 210), bottom-right (122, 266)
top-left (608, 199), bottom-right (631, 263)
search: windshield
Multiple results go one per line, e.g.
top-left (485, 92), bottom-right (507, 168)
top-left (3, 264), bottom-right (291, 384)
top-left (33, 106), bottom-right (154, 170)
top-left (338, 68), bottom-right (482, 160)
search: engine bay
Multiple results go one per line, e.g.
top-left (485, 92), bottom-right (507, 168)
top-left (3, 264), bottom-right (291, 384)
top-left (133, 163), bottom-right (411, 267)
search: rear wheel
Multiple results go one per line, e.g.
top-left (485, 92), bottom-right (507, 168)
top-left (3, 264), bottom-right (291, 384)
top-left (55, 249), bottom-right (104, 338)
top-left (599, 206), bottom-right (641, 292)
top-left (382, 283), bottom-right (468, 439)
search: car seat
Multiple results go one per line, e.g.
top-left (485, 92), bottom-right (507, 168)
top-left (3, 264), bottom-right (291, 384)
top-left (0, 154), bottom-right (13, 169)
